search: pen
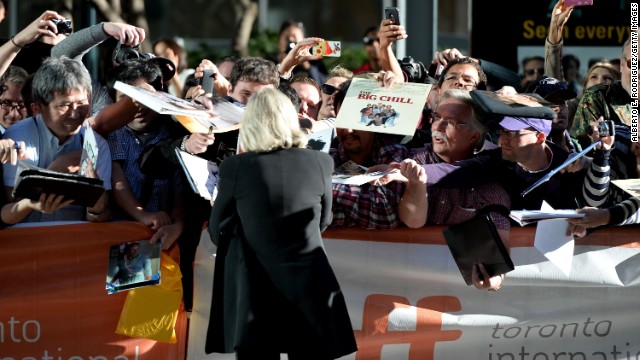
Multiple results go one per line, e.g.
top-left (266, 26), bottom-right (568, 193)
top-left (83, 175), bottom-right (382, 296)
top-left (208, 126), bottom-right (214, 135)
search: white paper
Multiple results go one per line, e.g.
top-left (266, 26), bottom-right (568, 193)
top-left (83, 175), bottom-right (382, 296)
top-left (534, 201), bottom-right (575, 277)
top-left (175, 149), bottom-right (219, 201)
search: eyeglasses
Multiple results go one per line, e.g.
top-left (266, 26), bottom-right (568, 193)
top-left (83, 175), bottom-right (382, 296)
top-left (524, 68), bottom-right (544, 77)
top-left (433, 115), bottom-right (468, 129)
top-left (442, 73), bottom-right (478, 88)
top-left (363, 36), bottom-right (379, 46)
top-left (497, 129), bottom-right (539, 138)
top-left (0, 100), bottom-right (25, 112)
top-left (321, 83), bottom-right (339, 96)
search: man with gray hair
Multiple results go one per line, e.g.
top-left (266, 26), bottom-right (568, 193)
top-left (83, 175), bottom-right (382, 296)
top-left (2, 56), bottom-right (112, 223)
top-left (396, 89), bottom-right (511, 291)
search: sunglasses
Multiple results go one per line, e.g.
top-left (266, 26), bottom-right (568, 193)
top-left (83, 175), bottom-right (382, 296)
top-left (321, 83), bottom-right (339, 96)
top-left (363, 36), bottom-right (379, 46)
top-left (524, 68), bottom-right (544, 77)
top-left (497, 129), bottom-right (539, 138)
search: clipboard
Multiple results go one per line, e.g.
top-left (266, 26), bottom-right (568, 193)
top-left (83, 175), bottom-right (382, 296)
top-left (13, 167), bottom-right (105, 208)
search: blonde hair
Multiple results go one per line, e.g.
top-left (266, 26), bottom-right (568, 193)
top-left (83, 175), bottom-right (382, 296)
top-left (326, 64), bottom-right (354, 81)
top-left (239, 88), bottom-right (308, 152)
top-left (581, 61), bottom-right (621, 91)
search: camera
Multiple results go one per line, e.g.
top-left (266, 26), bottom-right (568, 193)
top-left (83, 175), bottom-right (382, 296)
top-left (52, 19), bottom-right (73, 35)
top-left (586, 119), bottom-right (616, 137)
top-left (399, 56), bottom-right (429, 83)
top-left (112, 42), bottom-right (154, 65)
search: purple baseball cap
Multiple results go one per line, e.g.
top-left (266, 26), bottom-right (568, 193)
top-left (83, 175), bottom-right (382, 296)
top-left (499, 116), bottom-right (552, 136)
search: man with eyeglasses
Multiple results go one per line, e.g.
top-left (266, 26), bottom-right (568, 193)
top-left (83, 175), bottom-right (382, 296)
top-left (394, 89), bottom-right (511, 291)
top-left (571, 32), bottom-right (636, 180)
top-left (0, 65), bottom-right (28, 134)
top-left (419, 111), bottom-right (611, 213)
top-left (3, 56), bottom-right (112, 223)
top-left (404, 57), bottom-right (488, 149)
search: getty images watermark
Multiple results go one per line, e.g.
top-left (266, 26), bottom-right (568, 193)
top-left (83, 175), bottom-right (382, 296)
top-left (632, 3), bottom-right (638, 143)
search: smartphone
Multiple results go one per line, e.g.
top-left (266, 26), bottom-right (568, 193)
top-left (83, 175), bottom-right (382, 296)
top-left (200, 69), bottom-right (215, 94)
top-left (311, 41), bottom-right (341, 57)
top-left (385, 7), bottom-right (401, 26)
top-left (564, 0), bottom-right (593, 6)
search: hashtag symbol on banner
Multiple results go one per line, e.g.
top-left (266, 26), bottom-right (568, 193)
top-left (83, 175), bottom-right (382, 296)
top-left (354, 294), bottom-right (462, 360)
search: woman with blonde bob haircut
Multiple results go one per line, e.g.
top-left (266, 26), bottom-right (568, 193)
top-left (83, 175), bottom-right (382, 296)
top-left (238, 88), bottom-right (307, 152)
top-left (205, 87), bottom-right (357, 360)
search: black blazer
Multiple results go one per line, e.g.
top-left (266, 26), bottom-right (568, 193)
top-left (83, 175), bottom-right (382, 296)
top-left (205, 148), bottom-right (357, 358)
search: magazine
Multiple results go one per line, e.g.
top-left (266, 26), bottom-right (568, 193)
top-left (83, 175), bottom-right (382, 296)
top-left (332, 160), bottom-right (397, 185)
top-left (106, 239), bottom-right (161, 294)
top-left (174, 149), bottom-right (219, 201)
top-left (114, 81), bottom-right (243, 134)
top-left (334, 78), bottom-right (431, 136)
top-left (79, 125), bottom-right (98, 177)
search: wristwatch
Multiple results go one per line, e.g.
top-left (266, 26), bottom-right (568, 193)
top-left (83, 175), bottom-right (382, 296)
top-left (179, 135), bottom-right (190, 153)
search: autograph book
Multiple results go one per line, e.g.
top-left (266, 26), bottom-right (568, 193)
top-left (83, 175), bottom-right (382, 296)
top-left (114, 81), bottom-right (242, 134)
top-left (106, 240), bottom-right (161, 294)
top-left (443, 207), bottom-right (514, 285)
top-left (335, 78), bottom-right (430, 136)
top-left (12, 162), bottom-right (105, 208)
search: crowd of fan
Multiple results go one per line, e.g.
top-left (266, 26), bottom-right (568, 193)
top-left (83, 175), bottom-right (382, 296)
top-left (0, 0), bottom-right (638, 302)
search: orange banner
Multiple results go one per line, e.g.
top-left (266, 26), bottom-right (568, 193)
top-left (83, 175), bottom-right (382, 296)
top-left (0, 222), bottom-right (186, 359)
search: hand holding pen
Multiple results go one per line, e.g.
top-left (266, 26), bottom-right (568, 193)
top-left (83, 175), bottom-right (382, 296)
top-left (0, 139), bottom-right (27, 165)
top-left (183, 127), bottom-right (215, 155)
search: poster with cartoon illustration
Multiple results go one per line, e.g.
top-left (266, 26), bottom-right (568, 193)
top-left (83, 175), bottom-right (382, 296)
top-left (335, 78), bottom-right (431, 136)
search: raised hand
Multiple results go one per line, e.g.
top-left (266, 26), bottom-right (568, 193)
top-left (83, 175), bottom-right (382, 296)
top-left (12, 10), bottom-right (65, 47)
top-left (379, 18), bottom-right (407, 50)
top-left (102, 23), bottom-right (146, 47)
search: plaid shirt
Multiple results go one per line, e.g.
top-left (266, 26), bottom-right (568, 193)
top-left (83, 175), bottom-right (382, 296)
top-left (411, 144), bottom-right (511, 230)
top-left (330, 139), bottom-right (410, 230)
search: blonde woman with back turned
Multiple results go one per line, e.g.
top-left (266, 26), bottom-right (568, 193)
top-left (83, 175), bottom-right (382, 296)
top-left (204, 88), bottom-right (357, 360)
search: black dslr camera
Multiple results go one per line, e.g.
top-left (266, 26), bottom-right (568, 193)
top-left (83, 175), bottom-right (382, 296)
top-left (586, 120), bottom-right (616, 137)
top-left (52, 19), bottom-right (73, 35)
top-left (112, 41), bottom-right (154, 65)
top-left (399, 56), bottom-right (429, 83)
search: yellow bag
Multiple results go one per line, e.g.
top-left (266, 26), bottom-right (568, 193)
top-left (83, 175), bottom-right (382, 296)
top-left (116, 252), bottom-right (183, 343)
